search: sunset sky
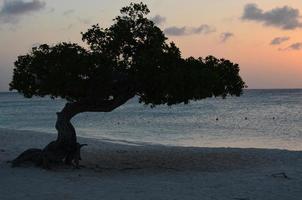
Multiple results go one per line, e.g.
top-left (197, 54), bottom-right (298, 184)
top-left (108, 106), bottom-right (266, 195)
top-left (1, 0), bottom-right (302, 91)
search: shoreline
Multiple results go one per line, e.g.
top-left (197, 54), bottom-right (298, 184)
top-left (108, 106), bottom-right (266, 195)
top-left (2, 127), bottom-right (302, 152)
top-left (1, 128), bottom-right (302, 199)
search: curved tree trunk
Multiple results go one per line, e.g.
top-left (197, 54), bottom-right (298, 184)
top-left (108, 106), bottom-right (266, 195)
top-left (11, 91), bottom-right (135, 168)
top-left (54, 103), bottom-right (81, 165)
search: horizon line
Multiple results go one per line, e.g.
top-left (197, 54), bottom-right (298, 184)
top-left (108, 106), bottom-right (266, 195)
top-left (2, 88), bottom-right (302, 93)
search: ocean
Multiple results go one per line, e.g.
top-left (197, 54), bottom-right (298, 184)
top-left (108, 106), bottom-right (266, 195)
top-left (0, 90), bottom-right (302, 150)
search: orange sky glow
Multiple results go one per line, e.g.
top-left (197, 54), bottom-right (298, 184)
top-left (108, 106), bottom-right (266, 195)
top-left (1, 0), bottom-right (302, 90)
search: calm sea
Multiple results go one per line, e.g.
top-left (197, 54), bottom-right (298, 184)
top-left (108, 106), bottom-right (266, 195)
top-left (1, 90), bottom-right (302, 150)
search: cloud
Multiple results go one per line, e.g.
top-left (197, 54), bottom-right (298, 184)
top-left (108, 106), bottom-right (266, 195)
top-left (150, 15), bottom-right (166, 25)
top-left (47, 8), bottom-right (55, 13)
top-left (0, 0), bottom-right (46, 24)
top-left (279, 42), bottom-right (302, 51)
top-left (63, 9), bottom-right (74, 16)
top-left (270, 37), bottom-right (290, 45)
top-left (193, 25), bottom-right (216, 34)
top-left (220, 32), bottom-right (234, 42)
top-left (164, 24), bottom-right (215, 36)
top-left (241, 3), bottom-right (302, 30)
top-left (164, 26), bottom-right (186, 36)
top-left (287, 42), bottom-right (302, 50)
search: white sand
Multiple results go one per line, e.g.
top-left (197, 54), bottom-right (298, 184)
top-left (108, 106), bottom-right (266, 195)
top-left (0, 128), bottom-right (302, 200)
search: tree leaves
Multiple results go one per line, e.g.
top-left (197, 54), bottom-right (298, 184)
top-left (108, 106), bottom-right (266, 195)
top-left (10, 3), bottom-right (246, 107)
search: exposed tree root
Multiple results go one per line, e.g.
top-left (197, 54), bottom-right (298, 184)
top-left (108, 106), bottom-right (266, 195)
top-left (11, 94), bottom-right (134, 170)
top-left (11, 142), bottom-right (87, 169)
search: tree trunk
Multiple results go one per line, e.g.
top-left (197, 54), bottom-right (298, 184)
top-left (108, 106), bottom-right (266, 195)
top-left (11, 92), bottom-right (135, 168)
top-left (54, 103), bottom-right (81, 165)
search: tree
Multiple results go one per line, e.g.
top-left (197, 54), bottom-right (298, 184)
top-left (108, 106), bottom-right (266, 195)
top-left (10, 2), bottom-right (246, 168)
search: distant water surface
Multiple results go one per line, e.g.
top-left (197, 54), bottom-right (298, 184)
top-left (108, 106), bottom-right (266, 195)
top-left (0, 90), bottom-right (302, 150)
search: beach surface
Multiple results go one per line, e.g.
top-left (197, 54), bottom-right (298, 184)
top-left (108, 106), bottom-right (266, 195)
top-left (0, 128), bottom-right (302, 200)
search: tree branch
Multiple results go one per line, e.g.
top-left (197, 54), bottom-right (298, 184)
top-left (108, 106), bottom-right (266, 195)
top-left (60, 91), bottom-right (135, 120)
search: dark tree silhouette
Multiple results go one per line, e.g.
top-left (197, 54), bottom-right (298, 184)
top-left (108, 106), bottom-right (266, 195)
top-left (10, 3), bottom-right (246, 168)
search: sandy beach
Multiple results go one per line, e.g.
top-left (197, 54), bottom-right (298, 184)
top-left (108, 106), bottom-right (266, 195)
top-left (2, 0), bottom-right (302, 199)
top-left (0, 128), bottom-right (302, 200)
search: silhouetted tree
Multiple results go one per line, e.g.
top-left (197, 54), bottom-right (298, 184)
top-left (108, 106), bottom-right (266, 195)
top-left (10, 2), bottom-right (246, 168)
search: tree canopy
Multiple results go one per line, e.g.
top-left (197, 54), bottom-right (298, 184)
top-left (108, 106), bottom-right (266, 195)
top-left (10, 2), bottom-right (246, 107)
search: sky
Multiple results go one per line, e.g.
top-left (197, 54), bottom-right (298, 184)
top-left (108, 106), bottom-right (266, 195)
top-left (1, 0), bottom-right (302, 91)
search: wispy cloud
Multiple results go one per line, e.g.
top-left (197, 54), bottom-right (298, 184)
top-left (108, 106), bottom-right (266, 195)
top-left (220, 32), bottom-right (234, 43)
top-left (164, 24), bottom-right (215, 36)
top-left (150, 15), bottom-right (166, 25)
top-left (287, 42), bottom-right (302, 50)
top-left (0, 0), bottom-right (46, 24)
top-left (63, 9), bottom-right (74, 16)
top-left (164, 26), bottom-right (186, 36)
top-left (241, 3), bottom-right (302, 30)
top-left (270, 37), bottom-right (290, 45)
top-left (46, 7), bottom-right (55, 14)
top-left (279, 42), bottom-right (302, 51)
